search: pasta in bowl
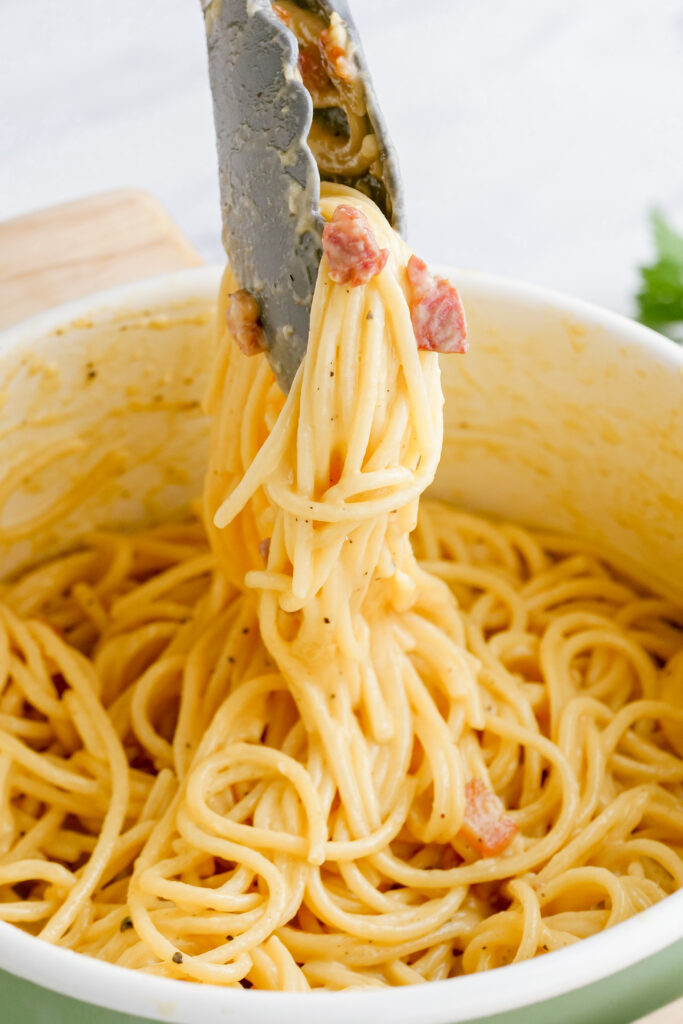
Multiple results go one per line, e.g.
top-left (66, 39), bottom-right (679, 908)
top-left (0, 201), bottom-right (682, 1022)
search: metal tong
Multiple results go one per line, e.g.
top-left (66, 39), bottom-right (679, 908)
top-left (203, 0), bottom-right (404, 392)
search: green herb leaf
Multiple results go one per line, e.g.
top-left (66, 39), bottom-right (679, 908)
top-left (635, 209), bottom-right (683, 343)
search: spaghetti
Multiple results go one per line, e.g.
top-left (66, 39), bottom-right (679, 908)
top-left (0, 187), bottom-right (682, 989)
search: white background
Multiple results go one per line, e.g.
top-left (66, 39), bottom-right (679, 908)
top-left (2, 0), bottom-right (682, 314)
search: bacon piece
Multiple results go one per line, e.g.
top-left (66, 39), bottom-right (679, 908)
top-left (272, 3), bottom-right (292, 28)
top-left (406, 255), bottom-right (468, 354)
top-left (298, 43), bottom-right (332, 96)
top-left (320, 17), bottom-right (356, 83)
top-left (322, 205), bottom-right (389, 287)
top-left (225, 290), bottom-right (266, 357)
top-left (458, 779), bottom-right (518, 858)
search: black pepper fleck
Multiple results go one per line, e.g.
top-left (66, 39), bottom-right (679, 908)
top-left (172, 952), bottom-right (183, 964)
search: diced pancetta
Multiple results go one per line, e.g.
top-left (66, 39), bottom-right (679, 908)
top-left (320, 15), bottom-right (356, 83)
top-left (225, 290), bottom-right (266, 357)
top-left (458, 778), bottom-right (518, 858)
top-left (322, 205), bottom-right (389, 287)
top-left (272, 3), bottom-right (292, 28)
top-left (298, 43), bottom-right (332, 95)
top-left (406, 254), bottom-right (468, 354)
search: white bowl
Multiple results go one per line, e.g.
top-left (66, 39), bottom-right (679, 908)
top-left (0, 267), bottom-right (681, 1024)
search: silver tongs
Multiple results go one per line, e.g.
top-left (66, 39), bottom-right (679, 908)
top-left (203, 0), bottom-right (404, 392)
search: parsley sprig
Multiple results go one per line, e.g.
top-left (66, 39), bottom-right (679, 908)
top-left (636, 210), bottom-right (683, 343)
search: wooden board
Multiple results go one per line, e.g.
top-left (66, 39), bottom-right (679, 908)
top-left (0, 189), bottom-right (202, 329)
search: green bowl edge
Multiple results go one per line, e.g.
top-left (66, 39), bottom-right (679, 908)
top-left (1, 936), bottom-right (683, 1024)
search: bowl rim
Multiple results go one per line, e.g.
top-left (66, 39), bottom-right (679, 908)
top-left (1, 262), bottom-right (681, 374)
top-left (1, 266), bottom-right (682, 1023)
top-left (1, 891), bottom-right (683, 1023)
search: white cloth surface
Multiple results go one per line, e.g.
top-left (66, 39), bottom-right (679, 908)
top-left (1, 0), bottom-right (682, 314)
